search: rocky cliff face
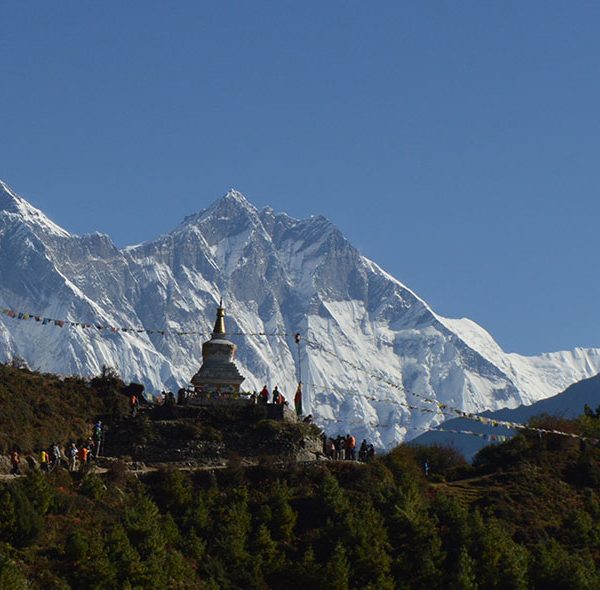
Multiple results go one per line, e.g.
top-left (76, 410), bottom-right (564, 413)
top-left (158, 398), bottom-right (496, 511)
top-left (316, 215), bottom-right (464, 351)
top-left (2, 179), bottom-right (600, 449)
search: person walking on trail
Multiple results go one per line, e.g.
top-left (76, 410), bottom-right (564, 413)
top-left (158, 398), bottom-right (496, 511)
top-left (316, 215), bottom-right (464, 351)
top-left (77, 445), bottom-right (89, 471)
top-left (40, 449), bottom-right (49, 472)
top-left (423, 459), bottom-right (430, 478)
top-left (130, 393), bottom-right (139, 417)
top-left (86, 437), bottom-right (96, 462)
top-left (259, 385), bottom-right (269, 404)
top-left (68, 443), bottom-right (78, 472)
top-left (50, 443), bottom-right (61, 470)
top-left (92, 421), bottom-right (103, 457)
top-left (10, 449), bottom-right (21, 476)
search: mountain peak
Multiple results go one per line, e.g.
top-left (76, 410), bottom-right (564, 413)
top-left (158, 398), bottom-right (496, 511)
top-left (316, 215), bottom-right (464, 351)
top-left (0, 179), bottom-right (25, 214)
top-left (224, 188), bottom-right (248, 202)
top-left (181, 188), bottom-right (260, 229)
top-left (0, 179), bottom-right (70, 238)
top-left (214, 188), bottom-right (257, 214)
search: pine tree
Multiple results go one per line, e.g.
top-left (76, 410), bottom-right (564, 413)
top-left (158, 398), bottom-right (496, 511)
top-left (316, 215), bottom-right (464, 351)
top-left (0, 486), bottom-right (17, 543)
top-left (123, 492), bottom-right (169, 588)
top-left (20, 469), bottom-right (54, 516)
top-left (453, 546), bottom-right (478, 590)
top-left (269, 480), bottom-right (298, 543)
top-left (65, 529), bottom-right (117, 590)
top-left (104, 522), bottom-right (145, 588)
top-left (530, 539), bottom-right (600, 590)
top-left (469, 513), bottom-right (528, 590)
top-left (324, 543), bottom-right (350, 590)
top-left (388, 481), bottom-right (445, 589)
top-left (349, 502), bottom-right (394, 590)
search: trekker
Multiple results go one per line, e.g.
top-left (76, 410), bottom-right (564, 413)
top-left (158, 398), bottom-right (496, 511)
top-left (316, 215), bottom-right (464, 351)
top-left (10, 449), bottom-right (21, 476)
top-left (130, 393), bottom-right (139, 417)
top-left (86, 437), bottom-right (96, 461)
top-left (68, 443), bottom-right (78, 472)
top-left (358, 439), bottom-right (368, 462)
top-left (40, 448), bottom-right (49, 472)
top-left (367, 444), bottom-right (375, 462)
top-left (50, 443), bottom-right (61, 469)
top-left (177, 388), bottom-right (187, 405)
top-left (327, 437), bottom-right (336, 459)
top-left (272, 386), bottom-right (280, 404)
top-left (259, 385), bottom-right (269, 404)
top-left (92, 421), bottom-right (103, 457)
top-left (349, 435), bottom-right (356, 460)
top-left (423, 459), bottom-right (430, 477)
top-left (77, 445), bottom-right (89, 471)
top-left (344, 434), bottom-right (356, 460)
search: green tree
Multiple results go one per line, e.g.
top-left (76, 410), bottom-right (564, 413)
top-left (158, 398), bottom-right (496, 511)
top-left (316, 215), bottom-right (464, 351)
top-left (530, 540), bottom-right (599, 590)
top-left (123, 492), bottom-right (169, 587)
top-left (0, 554), bottom-right (28, 590)
top-left (20, 469), bottom-right (54, 515)
top-left (104, 522), bottom-right (145, 588)
top-left (268, 480), bottom-right (297, 543)
top-left (152, 468), bottom-right (193, 515)
top-left (324, 543), bottom-right (350, 590)
top-left (0, 486), bottom-right (17, 542)
top-left (80, 473), bottom-right (106, 501)
top-left (349, 502), bottom-right (394, 590)
top-left (6, 485), bottom-right (43, 547)
top-left (388, 481), bottom-right (444, 589)
top-left (451, 546), bottom-right (478, 590)
top-left (431, 493), bottom-right (470, 567)
top-left (469, 513), bottom-right (528, 590)
top-left (207, 487), bottom-right (253, 588)
top-left (65, 529), bottom-right (117, 590)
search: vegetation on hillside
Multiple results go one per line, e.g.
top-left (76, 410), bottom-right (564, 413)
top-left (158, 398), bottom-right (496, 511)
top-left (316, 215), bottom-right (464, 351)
top-left (2, 364), bottom-right (600, 588)
top-left (0, 363), bottom-right (131, 453)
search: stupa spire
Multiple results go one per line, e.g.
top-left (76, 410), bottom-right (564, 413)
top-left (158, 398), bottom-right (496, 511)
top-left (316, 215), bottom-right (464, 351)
top-left (212, 298), bottom-right (226, 336)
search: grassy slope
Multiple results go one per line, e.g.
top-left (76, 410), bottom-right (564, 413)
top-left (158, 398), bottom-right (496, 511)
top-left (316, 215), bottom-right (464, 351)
top-left (0, 364), bottom-right (129, 453)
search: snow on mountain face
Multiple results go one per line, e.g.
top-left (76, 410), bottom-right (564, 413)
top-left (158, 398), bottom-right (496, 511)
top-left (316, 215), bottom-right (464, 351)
top-left (1, 180), bottom-right (600, 449)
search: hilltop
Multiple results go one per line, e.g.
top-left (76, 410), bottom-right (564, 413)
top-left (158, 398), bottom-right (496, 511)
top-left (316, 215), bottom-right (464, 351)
top-left (0, 364), bottom-right (322, 469)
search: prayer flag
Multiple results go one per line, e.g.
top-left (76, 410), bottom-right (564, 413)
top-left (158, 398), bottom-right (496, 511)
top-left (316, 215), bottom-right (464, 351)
top-left (294, 382), bottom-right (303, 416)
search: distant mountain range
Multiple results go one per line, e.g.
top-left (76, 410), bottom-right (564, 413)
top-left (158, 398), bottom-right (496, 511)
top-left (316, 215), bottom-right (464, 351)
top-left (411, 373), bottom-right (600, 459)
top-left (2, 179), bottom-right (600, 449)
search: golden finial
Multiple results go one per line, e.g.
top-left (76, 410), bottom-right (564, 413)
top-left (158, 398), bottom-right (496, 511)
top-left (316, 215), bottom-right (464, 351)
top-left (212, 299), bottom-right (226, 335)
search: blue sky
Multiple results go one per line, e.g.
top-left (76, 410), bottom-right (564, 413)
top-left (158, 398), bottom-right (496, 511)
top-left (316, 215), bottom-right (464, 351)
top-left (1, 2), bottom-right (599, 355)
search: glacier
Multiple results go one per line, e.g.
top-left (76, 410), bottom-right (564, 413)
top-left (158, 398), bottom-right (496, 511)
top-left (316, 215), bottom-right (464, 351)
top-left (1, 179), bottom-right (600, 450)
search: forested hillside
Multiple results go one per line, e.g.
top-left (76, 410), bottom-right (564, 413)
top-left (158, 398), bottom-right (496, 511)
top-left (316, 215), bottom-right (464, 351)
top-left (2, 364), bottom-right (600, 589)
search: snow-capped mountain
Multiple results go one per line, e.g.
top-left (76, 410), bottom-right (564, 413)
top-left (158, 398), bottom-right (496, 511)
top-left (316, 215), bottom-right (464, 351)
top-left (1, 179), bottom-right (600, 449)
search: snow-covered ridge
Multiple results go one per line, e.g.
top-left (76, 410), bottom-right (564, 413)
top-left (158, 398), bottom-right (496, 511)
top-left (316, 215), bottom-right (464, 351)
top-left (1, 179), bottom-right (599, 449)
top-left (0, 181), bottom-right (70, 238)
